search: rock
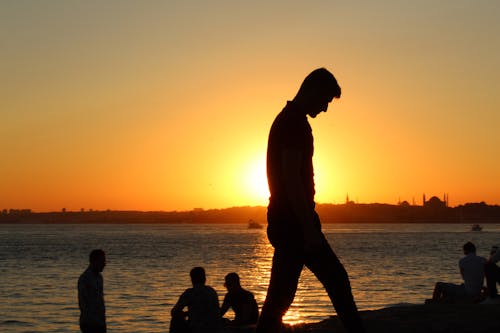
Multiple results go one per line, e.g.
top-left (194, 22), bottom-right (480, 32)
top-left (282, 304), bottom-right (500, 333)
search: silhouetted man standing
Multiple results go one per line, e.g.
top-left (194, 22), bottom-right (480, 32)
top-left (257, 68), bottom-right (365, 333)
top-left (78, 249), bottom-right (107, 333)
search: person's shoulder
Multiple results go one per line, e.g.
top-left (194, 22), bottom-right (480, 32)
top-left (178, 287), bottom-right (195, 301)
top-left (204, 285), bottom-right (218, 295)
top-left (242, 288), bottom-right (255, 298)
top-left (182, 287), bottom-right (195, 294)
top-left (78, 268), bottom-right (92, 282)
top-left (460, 253), bottom-right (486, 264)
top-left (470, 253), bottom-right (486, 262)
top-left (273, 102), bottom-right (304, 124)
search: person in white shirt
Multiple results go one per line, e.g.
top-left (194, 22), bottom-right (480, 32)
top-left (484, 245), bottom-right (500, 300)
top-left (431, 242), bottom-right (486, 302)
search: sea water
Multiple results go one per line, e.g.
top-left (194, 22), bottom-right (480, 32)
top-left (1, 223), bottom-right (499, 333)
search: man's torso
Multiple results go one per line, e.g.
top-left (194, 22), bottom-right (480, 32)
top-left (224, 288), bottom-right (258, 325)
top-left (179, 285), bottom-right (220, 329)
top-left (460, 254), bottom-right (487, 295)
top-left (267, 101), bottom-right (315, 211)
top-left (78, 268), bottom-right (106, 327)
top-left (266, 101), bottom-right (317, 246)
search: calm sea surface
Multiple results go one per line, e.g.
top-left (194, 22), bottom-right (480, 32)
top-left (1, 223), bottom-right (499, 333)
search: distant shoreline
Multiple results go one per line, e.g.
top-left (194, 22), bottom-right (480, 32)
top-left (1, 202), bottom-right (499, 224)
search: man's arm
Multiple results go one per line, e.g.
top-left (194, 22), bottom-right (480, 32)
top-left (281, 149), bottom-right (322, 251)
top-left (458, 258), bottom-right (466, 281)
top-left (78, 276), bottom-right (89, 314)
top-left (171, 290), bottom-right (189, 317)
top-left (220, 293), bottom-right (230, 317)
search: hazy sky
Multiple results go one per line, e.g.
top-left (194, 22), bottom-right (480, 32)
top-left (1, 1), bottom-right (499, 212)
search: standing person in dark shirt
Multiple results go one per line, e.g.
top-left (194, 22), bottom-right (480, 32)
top-left (257, 68), bottom-right (365, 333)
top-left (78, 249), bottom-right (107, 333)
top-left (221, 272), bottom-right (259, 327)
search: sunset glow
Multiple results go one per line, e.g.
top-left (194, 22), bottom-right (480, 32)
top-left (242, 156), bottom-right (270, 205)
top-left (1, 1), bottom-right (499, 211)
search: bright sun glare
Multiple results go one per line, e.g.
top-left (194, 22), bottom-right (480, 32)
top-left (243, 157), bottom-right (269, 204)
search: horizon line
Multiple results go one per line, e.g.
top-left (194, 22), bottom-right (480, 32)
top-left (4, 199), bottom-right (498, 214)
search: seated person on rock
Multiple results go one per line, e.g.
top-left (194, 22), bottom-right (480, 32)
top-left (171, 267), bottom-right (221, 333)
top-left (482, 245), bottom-right (500, 303)
top-left (221, 272), bottom-right (259, 328)
top-left (431, 242), bottom-right (486, 302)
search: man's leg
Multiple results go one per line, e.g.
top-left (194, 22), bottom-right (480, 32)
top-left (170, 310), bottom-right (190, 333)
top-left (80, 323), bottom-right (106, 333)
top-left (305, 234), bottom-right (365, 333)
top-left (432, 282), bottom-right (445, 300)
top-left (256, 247), bottom-right (303, 333)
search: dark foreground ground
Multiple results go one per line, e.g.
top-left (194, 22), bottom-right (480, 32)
top-left (282, 304), bottom-right (500, 333)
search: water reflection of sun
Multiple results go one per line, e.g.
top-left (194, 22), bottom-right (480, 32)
top-left (251, 234), bottom-right (313, 326)
top-left (252, 236), bottom-right (274, 301)
top-left (283, 306), bottom-right (305, 326)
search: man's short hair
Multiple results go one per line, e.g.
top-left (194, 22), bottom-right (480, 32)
top-left (224, 272), bottom-right (240, 287)
top-left (190, 267), bottom-right (206, 285)
top-left (463, 242), bottom-right (476, 254)
top-left (297, 68), bottom-right (341, 100)
top-left (89, 249), bottom-right (105, 263)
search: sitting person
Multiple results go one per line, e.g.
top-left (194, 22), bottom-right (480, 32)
top-left (431, 242), bottom-right (486, 302)
top-left (482, 245), bottom-right (500, 303)
top-left (171, 267), bottom-right (221, 333)
top-left (221, 272), bottom-right (259, 328)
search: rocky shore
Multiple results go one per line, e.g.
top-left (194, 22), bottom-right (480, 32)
top-left (283, 304), bottom-right (500, 333)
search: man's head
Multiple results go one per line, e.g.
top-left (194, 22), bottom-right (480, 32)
top-left (224, 272), bottom-right (241, 292)
top-left (463, 242), bottom-right (476, 255)
top-left (190, 266), bottom-right (206, 286)
top-left (89, 249), bottom-right (106, 273)
top-left (294, 68), bottom-right (341, 118)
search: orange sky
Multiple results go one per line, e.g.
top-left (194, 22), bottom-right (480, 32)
top-left (1, 1), bottom-right (499, 212)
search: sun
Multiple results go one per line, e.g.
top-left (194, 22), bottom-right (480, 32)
top-left (242, 156), bottom-right (269, 205)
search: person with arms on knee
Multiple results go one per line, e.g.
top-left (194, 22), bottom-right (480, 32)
top-left (221, 272), bottom-right (259, 328)
top-left (431, 242), bottom-right (486, 302)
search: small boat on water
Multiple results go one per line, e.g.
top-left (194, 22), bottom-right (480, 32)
top-left (471, 224), bottom-right (482, 231)
top-left (248, 220), bottom-right (263, 229)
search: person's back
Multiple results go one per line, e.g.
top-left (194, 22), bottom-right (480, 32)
top-left (460, 252), bottom-right (486, 296)
top-left (181, 284), bottom-right (220, 330)
top-left (171, 267), bottom-right (220, 333)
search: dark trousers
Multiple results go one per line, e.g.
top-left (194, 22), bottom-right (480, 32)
top-left (80, 323), bottom-right (106, 333)
top-left (256, 232), bottom-right (365, 333)
top-left (485, 262), bottom-right (500, 297)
